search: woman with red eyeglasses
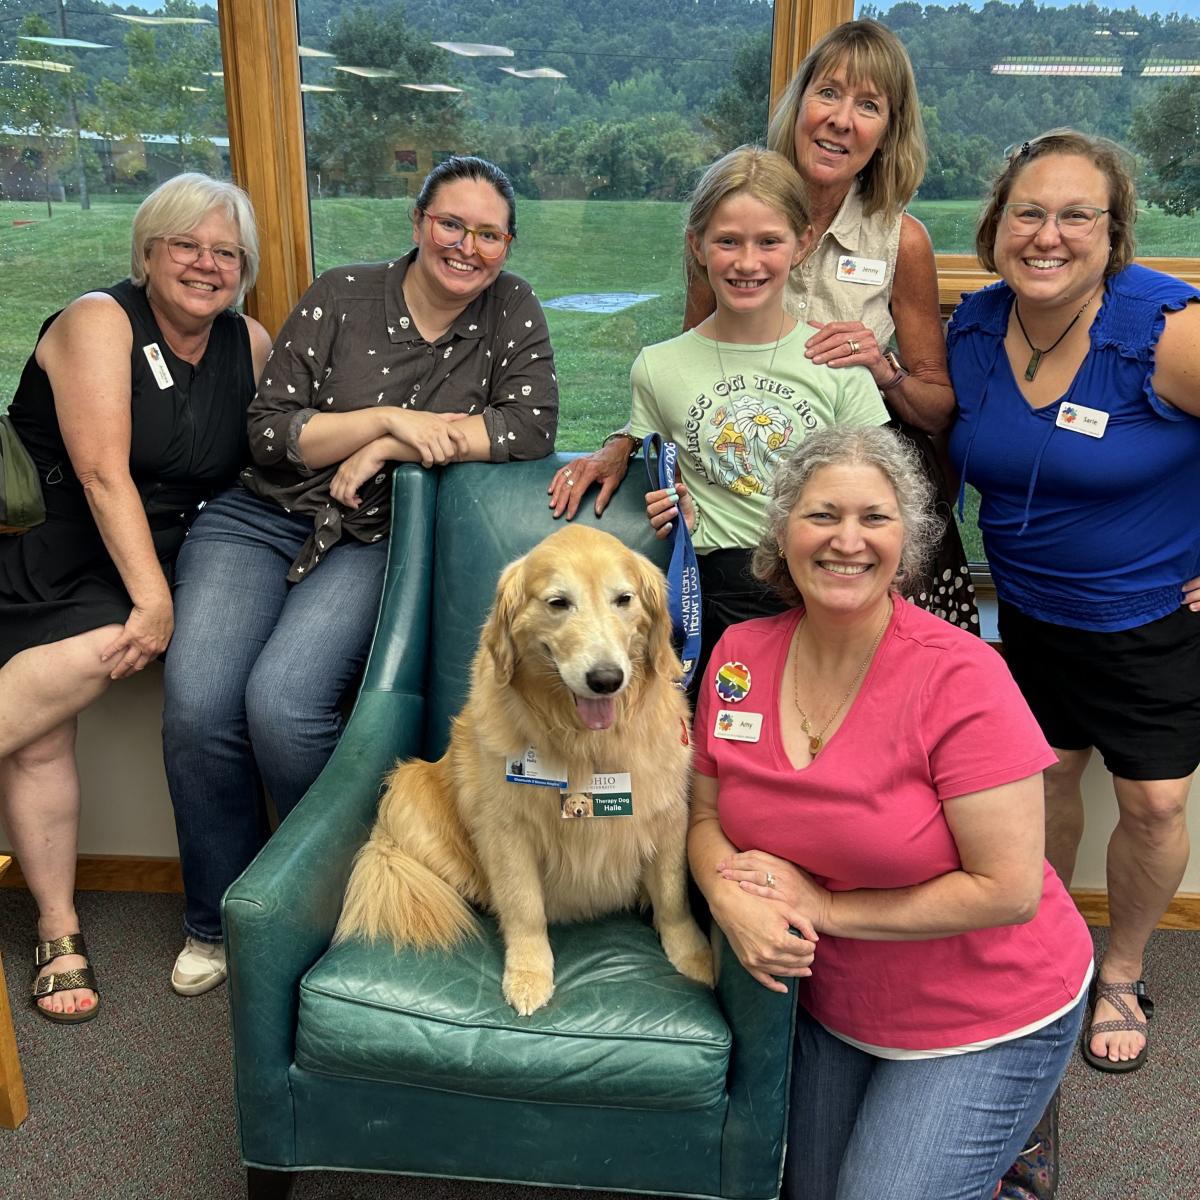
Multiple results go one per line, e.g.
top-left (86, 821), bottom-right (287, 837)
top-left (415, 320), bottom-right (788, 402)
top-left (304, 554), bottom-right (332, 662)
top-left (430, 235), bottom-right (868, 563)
top-left (161, 156), bottom-right (557, 998)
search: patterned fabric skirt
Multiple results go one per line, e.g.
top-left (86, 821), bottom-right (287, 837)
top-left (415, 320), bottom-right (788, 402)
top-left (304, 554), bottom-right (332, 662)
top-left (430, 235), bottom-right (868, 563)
top-left (890, 417), bottom-right (980, 635)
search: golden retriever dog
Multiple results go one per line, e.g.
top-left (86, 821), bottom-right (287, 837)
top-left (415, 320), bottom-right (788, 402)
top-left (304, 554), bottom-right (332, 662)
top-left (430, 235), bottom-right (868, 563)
top-left (335, 524), bottom-right (713, 1015)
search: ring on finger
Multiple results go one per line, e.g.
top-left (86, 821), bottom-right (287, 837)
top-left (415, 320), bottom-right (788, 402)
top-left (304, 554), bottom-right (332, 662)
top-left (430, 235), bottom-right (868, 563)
top-left (765, 872), bottom-right (777, 889)
top-left (847, 339), bottom-right (860, 353)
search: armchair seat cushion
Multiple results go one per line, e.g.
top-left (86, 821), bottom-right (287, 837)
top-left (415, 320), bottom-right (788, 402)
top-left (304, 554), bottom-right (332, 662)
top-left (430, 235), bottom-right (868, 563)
top-left (295, 912), bottom-right (730, 1112)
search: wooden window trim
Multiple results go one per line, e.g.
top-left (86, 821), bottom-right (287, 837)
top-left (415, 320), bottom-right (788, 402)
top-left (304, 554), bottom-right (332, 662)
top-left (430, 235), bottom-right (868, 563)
top-left (218, 0), bottom-right (313, 337)
top-left (222, 2), bottom-right (1200, 340)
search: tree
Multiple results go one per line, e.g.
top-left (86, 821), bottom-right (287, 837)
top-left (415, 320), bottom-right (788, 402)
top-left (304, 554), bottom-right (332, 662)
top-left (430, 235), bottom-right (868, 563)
top-left (305, 5), bottom-right (463, 197)
top-left (1131, 79), bottom-right (1200, 217)
top-left (0, 14), bottom-right (89, 216)
top-left (93, 0), bottom-right (223, 177)
top-left (703, 30), bottom-right (771, 151)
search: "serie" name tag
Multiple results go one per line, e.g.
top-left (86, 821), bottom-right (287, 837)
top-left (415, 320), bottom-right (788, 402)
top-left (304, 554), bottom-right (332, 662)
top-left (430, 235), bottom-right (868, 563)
top-left (1055, 402), bottom-right (1108, 438)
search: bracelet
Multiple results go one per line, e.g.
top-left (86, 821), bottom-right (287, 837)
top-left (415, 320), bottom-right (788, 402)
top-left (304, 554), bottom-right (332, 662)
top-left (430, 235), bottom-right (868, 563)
top-left (602, 431), bottom-right (644, 458)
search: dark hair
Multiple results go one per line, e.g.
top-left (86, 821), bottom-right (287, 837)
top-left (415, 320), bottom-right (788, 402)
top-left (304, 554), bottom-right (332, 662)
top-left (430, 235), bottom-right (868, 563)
top-left (414, 156), bottom-right (517, 237)
top-left (974, 129), bottom-right (1137, 276)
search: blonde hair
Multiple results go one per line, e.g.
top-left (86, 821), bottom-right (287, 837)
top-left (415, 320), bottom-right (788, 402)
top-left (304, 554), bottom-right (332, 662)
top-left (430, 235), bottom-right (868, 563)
top-left (767, 19), bottom-right (926, 218)
top-left (131, 173), bottom-right (260, 305)
top-left (974, 129), bottom-right (1137, 277)
top-left (685, 146), bottom-right (808, 282)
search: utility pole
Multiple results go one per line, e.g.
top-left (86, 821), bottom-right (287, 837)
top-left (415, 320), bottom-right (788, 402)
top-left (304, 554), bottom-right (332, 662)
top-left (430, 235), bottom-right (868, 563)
top-left (57, 0), bottom-right (90, 210)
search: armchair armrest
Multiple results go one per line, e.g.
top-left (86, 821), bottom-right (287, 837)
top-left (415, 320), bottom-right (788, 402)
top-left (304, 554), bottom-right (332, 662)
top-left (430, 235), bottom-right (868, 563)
top-left (225, 463), bottom-right (438, 1166)
top-left (715, 926), bottom-right (798, 1200)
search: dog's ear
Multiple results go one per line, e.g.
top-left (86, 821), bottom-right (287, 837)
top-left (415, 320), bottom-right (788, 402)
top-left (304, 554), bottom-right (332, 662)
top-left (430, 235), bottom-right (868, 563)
top-left (482, 558), bottom-right (525, 684)
top-left (634, 555), bottom-right (680, 681)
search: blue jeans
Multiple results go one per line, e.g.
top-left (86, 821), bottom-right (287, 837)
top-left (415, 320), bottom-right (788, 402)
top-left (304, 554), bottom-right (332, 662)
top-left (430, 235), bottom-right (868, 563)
top-left (163, 486), bottom-right (388, 942)
top-left (785, 997), bottom-right (1086, 1200)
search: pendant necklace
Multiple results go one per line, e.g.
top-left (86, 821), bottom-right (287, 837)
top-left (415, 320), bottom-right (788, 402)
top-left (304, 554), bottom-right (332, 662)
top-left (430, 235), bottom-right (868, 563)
top-left (712, 306), bottom-right (787, 389)
top-left (791, 604), bottom-right (890, 756)
top-left (1013, 291), bottom-right (1097, 382)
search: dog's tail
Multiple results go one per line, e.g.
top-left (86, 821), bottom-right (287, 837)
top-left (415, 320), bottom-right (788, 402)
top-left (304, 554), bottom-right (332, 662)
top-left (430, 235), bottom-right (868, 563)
top-left (335, 758), bottom-right (479, 951)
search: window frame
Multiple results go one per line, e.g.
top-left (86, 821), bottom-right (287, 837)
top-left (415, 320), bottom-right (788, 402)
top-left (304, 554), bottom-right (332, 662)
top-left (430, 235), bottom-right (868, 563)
top-left (215, 0), bottom-right (1199, 597)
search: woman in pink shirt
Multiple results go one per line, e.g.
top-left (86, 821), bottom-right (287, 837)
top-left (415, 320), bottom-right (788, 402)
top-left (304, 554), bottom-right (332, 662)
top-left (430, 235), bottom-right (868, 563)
top-left (688, 425), bottom-right (1092, 1199)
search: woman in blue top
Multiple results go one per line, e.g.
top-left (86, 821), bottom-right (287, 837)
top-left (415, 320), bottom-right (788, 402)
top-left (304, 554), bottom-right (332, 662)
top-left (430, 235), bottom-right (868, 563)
top-left (947, 130), bottom-right (1200, 1074)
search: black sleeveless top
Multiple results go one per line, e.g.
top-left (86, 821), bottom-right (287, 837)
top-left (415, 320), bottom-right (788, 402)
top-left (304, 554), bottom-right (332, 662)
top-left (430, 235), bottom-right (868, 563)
top-left (0, 280), bottom-right (253, 664)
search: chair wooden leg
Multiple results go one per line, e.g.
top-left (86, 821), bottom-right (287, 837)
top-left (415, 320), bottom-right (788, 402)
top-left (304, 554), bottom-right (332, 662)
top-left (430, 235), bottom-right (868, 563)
top-left (246, 1167), bottom-right (295, 1199)
top-left (0, 948), bottom-right (30, 1129)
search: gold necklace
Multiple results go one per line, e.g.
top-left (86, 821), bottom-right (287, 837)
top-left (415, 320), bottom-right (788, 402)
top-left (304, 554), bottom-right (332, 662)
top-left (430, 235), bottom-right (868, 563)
top-left (712, 306), bottom-right (787, 388)
top-left (791, 604), bottom-right (891, 756)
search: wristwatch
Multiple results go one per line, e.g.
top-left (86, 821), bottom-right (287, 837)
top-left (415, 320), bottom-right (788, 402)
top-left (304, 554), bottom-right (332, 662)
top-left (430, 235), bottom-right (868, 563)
top-left (879, 351), bottom-right (909, 393)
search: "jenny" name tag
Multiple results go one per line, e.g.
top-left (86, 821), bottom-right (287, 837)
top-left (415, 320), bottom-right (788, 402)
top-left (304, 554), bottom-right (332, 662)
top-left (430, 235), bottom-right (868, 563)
top-left (835, 255), bottom-right (887, 286)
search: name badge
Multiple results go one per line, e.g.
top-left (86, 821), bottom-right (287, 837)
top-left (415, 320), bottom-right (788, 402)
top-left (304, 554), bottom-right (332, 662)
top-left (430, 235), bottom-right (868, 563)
top-left (835, 255), bottom-right (887, 286)
top-left (561, 771), bottom-right (633, 818)
top-left (1056, 403), bottom-right (1108, 438)
top-left (505, 745), bottom-right (567, 789)
top-left (143, 343), bottom-right (174, 390)
top-left (713, 709), bottom-right (763, 742)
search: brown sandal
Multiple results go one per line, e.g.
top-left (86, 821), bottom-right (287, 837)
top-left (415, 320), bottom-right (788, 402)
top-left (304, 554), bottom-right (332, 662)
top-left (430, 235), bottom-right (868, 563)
top-left (31, 933), bottom-right (101, 1024)
top-left (1081, 978), bottom-right (1152, 1073)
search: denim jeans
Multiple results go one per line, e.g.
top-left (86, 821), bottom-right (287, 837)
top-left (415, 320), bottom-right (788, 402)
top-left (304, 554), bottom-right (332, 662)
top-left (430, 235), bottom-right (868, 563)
top-left (163, 486), bottom-right (388, 942)
top-left (785, 996), bottom-right (1086, 1200)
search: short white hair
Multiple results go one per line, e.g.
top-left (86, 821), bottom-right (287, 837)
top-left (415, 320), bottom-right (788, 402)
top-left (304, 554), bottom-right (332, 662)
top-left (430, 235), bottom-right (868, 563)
top-left (130, 173), bottom-right (259, 305)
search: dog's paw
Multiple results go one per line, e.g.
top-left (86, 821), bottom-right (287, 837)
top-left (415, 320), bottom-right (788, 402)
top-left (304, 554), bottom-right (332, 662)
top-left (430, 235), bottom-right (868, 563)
top-left (673, 947), bottom-right (716, 988)
top-left (503, 966), bottom-right (555, 1015)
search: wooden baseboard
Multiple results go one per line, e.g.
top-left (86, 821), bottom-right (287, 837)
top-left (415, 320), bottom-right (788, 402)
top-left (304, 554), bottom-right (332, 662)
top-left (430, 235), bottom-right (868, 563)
top-left (1070, 888), bottom-right (1200, 930)
top-left (0, 855), bottom-right (182, 894)
top-left (2, 858), bottom-right (1199, 928)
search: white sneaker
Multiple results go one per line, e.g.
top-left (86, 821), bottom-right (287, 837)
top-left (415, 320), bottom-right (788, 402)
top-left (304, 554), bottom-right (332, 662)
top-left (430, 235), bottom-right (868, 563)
top-left (171, 937), bottom-right (227, 996)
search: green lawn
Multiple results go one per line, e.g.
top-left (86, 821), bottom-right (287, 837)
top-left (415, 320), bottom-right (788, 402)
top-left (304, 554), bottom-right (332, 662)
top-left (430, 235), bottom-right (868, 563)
top-left (0, 191), bottom-right (1195, 564)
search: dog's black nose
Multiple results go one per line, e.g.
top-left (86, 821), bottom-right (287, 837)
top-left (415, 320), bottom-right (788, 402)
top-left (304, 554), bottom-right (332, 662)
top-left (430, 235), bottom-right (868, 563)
top-left (586, 665), bottom-right (625, 694)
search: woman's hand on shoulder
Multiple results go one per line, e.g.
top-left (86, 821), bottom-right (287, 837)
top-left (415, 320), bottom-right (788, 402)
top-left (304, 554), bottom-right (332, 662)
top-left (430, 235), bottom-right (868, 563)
top-left (1183, 575), bottom-right (1200, 613)
top-left (548, 438), bottom-right (633, 519)
top-left (708, 875), bottom-right (819, 994)
top-left (717, 849), bottom-right (832, 933)
top-left (101, 592), bottom-right (174, 679)
top-left (645, 479), bottom-right (694, 539)
top-left (804, 318), bottom-right (883, 376)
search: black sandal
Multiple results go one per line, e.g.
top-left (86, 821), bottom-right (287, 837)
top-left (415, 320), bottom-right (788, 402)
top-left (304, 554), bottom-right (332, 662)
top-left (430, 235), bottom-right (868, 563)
top-left (31, 933), bottom-right (101, 1024)
top-left (1081, 978), bottom-right (1152, 1073)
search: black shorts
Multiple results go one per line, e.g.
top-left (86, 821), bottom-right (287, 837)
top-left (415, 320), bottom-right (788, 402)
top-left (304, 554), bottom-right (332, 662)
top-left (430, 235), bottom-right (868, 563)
top-left (997, 599), bottom-right (1200, 781)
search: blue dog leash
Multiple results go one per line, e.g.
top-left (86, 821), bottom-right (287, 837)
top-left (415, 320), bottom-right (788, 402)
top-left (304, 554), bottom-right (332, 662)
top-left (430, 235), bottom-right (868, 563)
top-left (642, 433), bottom-right (701, 688)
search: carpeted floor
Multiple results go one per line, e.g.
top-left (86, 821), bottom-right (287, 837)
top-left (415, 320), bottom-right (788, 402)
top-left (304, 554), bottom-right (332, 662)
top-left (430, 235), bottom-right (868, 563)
top-left (1, 889), bottom-right (1198, 1200)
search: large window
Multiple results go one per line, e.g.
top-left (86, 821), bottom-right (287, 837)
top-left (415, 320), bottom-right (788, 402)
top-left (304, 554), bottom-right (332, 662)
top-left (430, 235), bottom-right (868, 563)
top-left (0, 0), bottom-right (228, 411)
top-left (294, 0), bottom-right (775, 450)
top-left (860, 0), bottom-right (1200, 563)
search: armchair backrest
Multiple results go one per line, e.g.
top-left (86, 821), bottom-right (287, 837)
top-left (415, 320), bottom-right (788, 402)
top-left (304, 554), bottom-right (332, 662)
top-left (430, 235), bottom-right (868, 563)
top-left (421, 454), bottom-right (665, 760)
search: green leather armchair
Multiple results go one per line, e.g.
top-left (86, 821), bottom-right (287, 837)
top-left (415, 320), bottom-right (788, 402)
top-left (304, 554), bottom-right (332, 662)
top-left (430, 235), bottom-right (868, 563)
top-left (224, 456), bottom-right (797, 1200)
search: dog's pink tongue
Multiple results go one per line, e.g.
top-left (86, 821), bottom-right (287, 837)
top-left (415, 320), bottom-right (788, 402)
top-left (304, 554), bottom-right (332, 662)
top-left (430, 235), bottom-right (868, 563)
top-left (576, 696), bottom-right (616, 731)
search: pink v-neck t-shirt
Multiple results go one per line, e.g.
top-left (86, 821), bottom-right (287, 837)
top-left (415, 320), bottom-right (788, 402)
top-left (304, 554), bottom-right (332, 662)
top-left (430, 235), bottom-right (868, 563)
top-left (694, 599), bottom-right (1093, 1050)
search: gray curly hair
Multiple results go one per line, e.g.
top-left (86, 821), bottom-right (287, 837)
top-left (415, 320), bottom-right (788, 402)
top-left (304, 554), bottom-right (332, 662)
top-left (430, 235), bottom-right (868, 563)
top-left (751, 425), bottom-right (942, 606)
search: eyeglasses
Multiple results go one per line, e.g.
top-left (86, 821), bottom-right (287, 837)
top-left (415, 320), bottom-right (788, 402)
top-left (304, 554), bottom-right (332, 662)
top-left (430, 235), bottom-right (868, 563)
top-left (162, 235), bottom-right (245, 272)
top-left (1000, 204), bottom-right (1109, 240)
top-left (422, 212), bottom-right (512, 260)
